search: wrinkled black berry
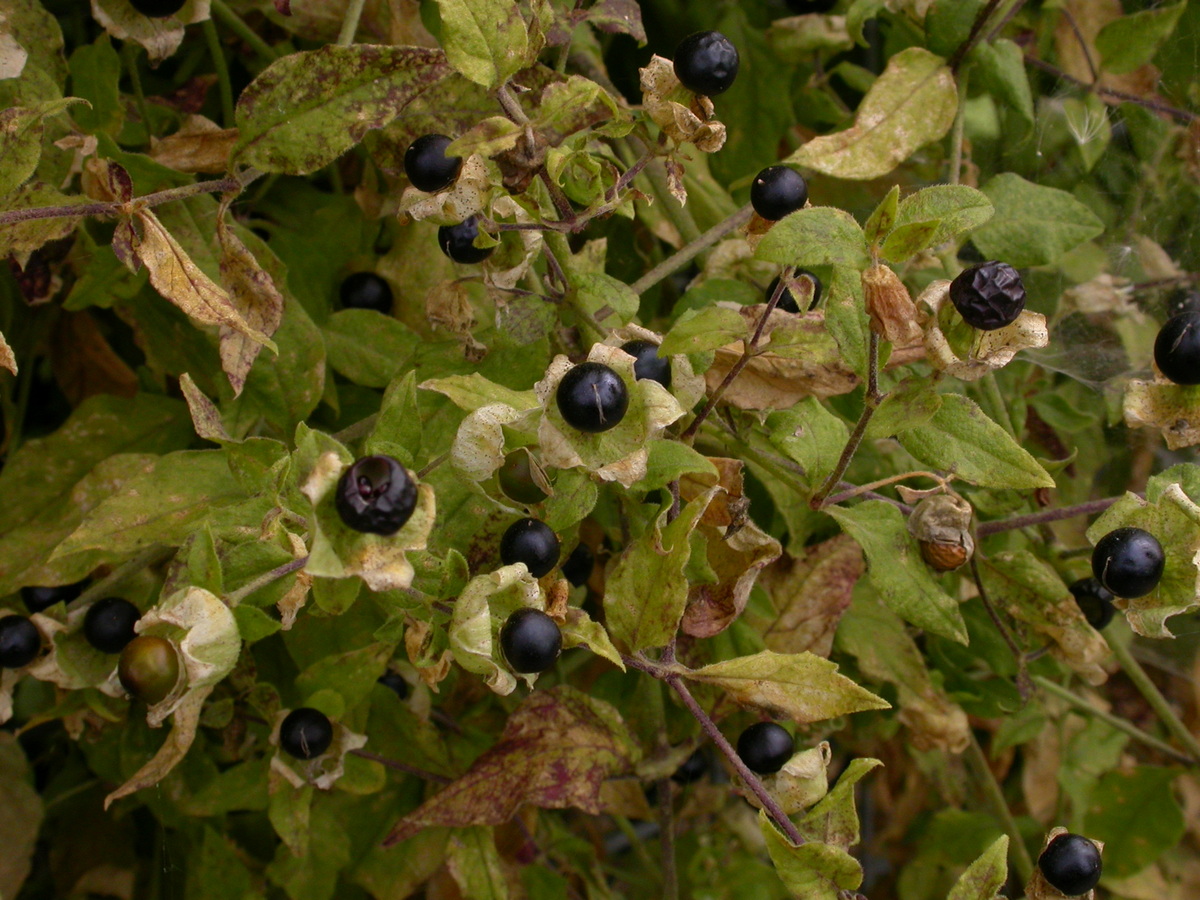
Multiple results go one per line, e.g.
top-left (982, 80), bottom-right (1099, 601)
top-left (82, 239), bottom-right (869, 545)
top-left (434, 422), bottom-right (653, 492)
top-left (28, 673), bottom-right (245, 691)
top-left (131, 0), bottom-right (186, 17)
top-left (500, 518), bottom-right (560, 578)
top-left (500, 608), bottom-right (562, 674)
top-left (556, 362), bottom-right (629, 434)
top-left (673, 31), bottom-right (740, 96)
top-left (83, 598), bottom-right (140, 654)
top-left (620, 340), bottom-right (672, 389)
top-left (1038, 833), bottom-right (1102, 896)
top-left (768, 269), bottom-right (822, 313)
top-left (378, 671), bottom-right (409, 699)
top-left (21, 580), bottom-right (87, 614)
top-left (404, 133), bottom-right (463, 193)
top-left (1069, 577), bottom-right (1116, 631)
top-left (561, 543), bottom-right (594, 587)
top-left (736, 722), bottom-right (794, 775)
top-left (949, 261), bottom-right (1026, 331)
top-left (119, 635), bottom-right (180, 705)
top-left (1153, 311), bottom-right (1200, 385)
top-left (671, 747), bottom-right (709, 784)
top-left (0, 615), bottom-right (40, 669)
top-left (335, 455), bottom-right (417, 536)
top-left (339, 272), bottom-right (394, 313)
top-left (1092, 526), bottom-right (1164, 599)
top-left (751, 166), bottom-right (808, 221)
top-left (438, 217), bottom-right (494, 265)
top-left (280, 708), bottom-right (334, 760)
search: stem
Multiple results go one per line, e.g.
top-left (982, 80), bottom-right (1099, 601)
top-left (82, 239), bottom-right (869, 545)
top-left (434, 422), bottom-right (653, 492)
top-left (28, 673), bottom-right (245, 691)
top-left (538, 169), bottom-right (576, 224)
top-left (337, 0), bottom-right (368, 45)
top-left (122, 42), bottom-right (154, 143)
top-left (642, 156), bottom-right (701, 244)
top-left (211, 0), bottom-right (281, 62)
top-left (496, 83), bottom-right (531, 125)
top-left (203, 18), bottom-right (235, 128)
top-left (949, 66), bottom-right (969, 186)
top-left (970, 556), bottom-right (1032, 699)
top-left (416, 452), bottom-right (449, 479)
top-left (947, 0), bottom-right (1005, 71)
top-left (71, 546), bottom-right (174, 610)
top-left (665, 673), bottom-right (805, 846)
top-left (821, 471), bottom-right (946, 507)
top-left (980, 371), bottom-right (1017, 437)
top-left (629, 204), bottom-right (753, 296)
top-left (226, 556), bottom-right (309, 605)
top-left (1031, 675), bottom-right (1197, 765)
top-left (1023, 55), bottom-right (1198, 124)
top-left (965, 733), bottom-right (1035, 883)
top-left (1105, 629), bottom-right (1200, 763)
top-left (349, 749), bottom-right (450, 783)
top-left (332, 412), bottom-right (379, 445)
top-left (976, 497), bottom-right (1121, 537)
top-left (811, 332), bottom-right (884, 509)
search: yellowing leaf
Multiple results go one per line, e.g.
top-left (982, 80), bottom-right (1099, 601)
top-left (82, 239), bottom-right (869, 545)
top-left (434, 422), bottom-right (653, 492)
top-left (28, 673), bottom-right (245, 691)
top-left (216, 202), bottom-right (284, 396)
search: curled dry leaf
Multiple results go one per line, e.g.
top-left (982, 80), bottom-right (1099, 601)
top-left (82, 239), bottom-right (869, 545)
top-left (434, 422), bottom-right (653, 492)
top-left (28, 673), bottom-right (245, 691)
top-left (150, 115), bottom-right (238, 174)
top-left (745, 741), bottom-right (832, 815)
top-left (918, 279), bottom-right (1049, 382)
top-left (90, 0), bottom-right (211, 64)
top-left (1060, 273), bottom-right (1138, 317)
top-left (405, 615), bottom-right (453, 691)
top-left (863, 263), bottom-right (923, 346)
top-left (425, 279), bottom-right (475, 336)
top-left (680, 518), bottom-right (781, 639)
top-left (639, 55), bottom-right (726, 153)
top-left (451, 402), bottom-right (537, 483)
top-left (1124, 380), bottom-right (1200, 450)
top-left (269, 713), bottom-right (368, 791)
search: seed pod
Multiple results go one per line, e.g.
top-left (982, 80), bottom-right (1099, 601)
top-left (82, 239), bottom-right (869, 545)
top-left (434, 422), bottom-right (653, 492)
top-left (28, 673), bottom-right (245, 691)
top-left (907, 492), bottom-right (974, 573)
top-left (862, 264), bottom-right (923, 346)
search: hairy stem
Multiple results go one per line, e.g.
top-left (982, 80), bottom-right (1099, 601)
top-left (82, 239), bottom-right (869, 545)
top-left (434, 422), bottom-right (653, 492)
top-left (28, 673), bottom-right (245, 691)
top-left (1024, 55), bottom-right (1198, 124)
top-left (630, 204), bottom-right (753, 296)
top-left (811, 332), bottom-right (884, 509)
top-left (821, 471), bottom-right (947, 507)
top-left (1105, 629), bottom-right (1200, 763)
top-left (975, 497), bottom-right (1121, 537)
top-left (965, 733), bottom-right (1035, 882)
top-left (226, 556), bottom-right (309, 605)
top-left (496, 83), bottom-right (531, 125)
top-left (349, 749), bottom-right (450, 783)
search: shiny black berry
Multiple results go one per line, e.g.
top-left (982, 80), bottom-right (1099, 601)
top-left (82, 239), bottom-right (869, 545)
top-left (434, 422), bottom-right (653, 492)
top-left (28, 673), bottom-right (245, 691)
top-left (949, 261), bottom-right (1026, 331)
top-left (736, 722), bottom-right (794, 775)
top-left (500, 518), bottom-right (560, 578)
top-left (1153, 311), bottom-right (1200, 385)
top-left (83, 598), bottom-right (140, 654)
top-left (1069, 577), bottom-right (1116, 631)
top-left (336, 455), bottom-right (417, 536)
top-left (671, 747), bottom-right (709, 784)
top-left (768, 269), bottom-right (822, 313)
top-left (404, 133), bottom-right (463, 193)
top-left (118, 635), bottom-right (180, 705)
top-left (131, 0), bottom-right (186, 17)
top-left (556, 362), bottom-right (629, 434)
top-left (561, 543), bottom-right (594, 587)
top-left (751, 166), bottom-right (808, 221)
top-left (21, 580), bottom-right (87, 614)
top-left (280, 708), bottom-right (334, 760)
top-left (498, 451), bottom-right (549, 505)
top-left (1038, 833), bottom-right (1102, 896)
top-left (673, 31), bottom-right (740, 96)
top-left (500, 608), bottom-right (562, 674)
top-left (339, 272), bottom-right (393, 313)
top-left (378, 670), bottom-right (409, 699)
top-left (620, 340), bottom-right (672, 390)
top-left (0, 615), bottom-right (40, 669)
top-left (438, 217), bottom-right (494, 265)
top-left (1092, 527), bottom-right (1165, 599)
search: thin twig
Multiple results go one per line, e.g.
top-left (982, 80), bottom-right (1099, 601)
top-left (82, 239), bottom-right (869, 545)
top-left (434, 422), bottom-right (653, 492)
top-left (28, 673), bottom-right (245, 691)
top-left (947, 0), bottom-right (1006, 71)
top-left (349, 749), bottom-right (450, 783)
top-left (976, 497), bottom-right (1121, 537)
top-left (811, 332), bottom-right (885, 509)
top-left (417, 452), bottom-right (449, 479)
top-left (821, 471), bottom-right (946, 507)
top-left (1024, 55), bottom-right (1198, 124)
top-left (226, 556), bottom-right (309, 605)
top-left (970, 556), bottom-right (1032, 699)
top-left (965, 733), bottom-right (1035, 882)
top-left (630, 204), bottom-right (753, 296)
top-left (1061, 6), bottom-right (1099, 83)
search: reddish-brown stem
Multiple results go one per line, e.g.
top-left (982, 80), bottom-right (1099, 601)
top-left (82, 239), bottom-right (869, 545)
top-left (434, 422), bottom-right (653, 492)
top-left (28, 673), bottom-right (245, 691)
top-left (349, 749), bottom-right (450, 784)
top-left (1024, 55), bottom-right (1198, 123)
top-left (976, 496), bottom-right (1121, 537)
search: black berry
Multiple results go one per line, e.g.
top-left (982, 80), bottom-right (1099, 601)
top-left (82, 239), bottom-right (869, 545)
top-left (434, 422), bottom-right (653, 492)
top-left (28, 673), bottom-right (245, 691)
top-left (751, 166), bottom-right (808, 221)
top-left (1038, 833), bottom-right (1102, 896)
top-left (620, 340), bottom-right (672, 389)
top-left (21, 580), bottom-right (87, 614)
top-left (498, 451), bottom-right (549, 505)
top-left (438, 217), bottom-right (494, 265)
top-left (404, 133), bottom-right (463, 193)
top-left (768, 269), bottom-right (822, 313)
top-left (339, 272), bottom-right (393, 313)
top-left (131, 0), bottom-right (186, 17)
top-left (736, 722), bottom-right (794, 775)
top-left (673, 31), bottom-right (740, 97)
top-left (500, 518), bottom-right (560, 578)
top-left (0, 615), bottom-right (40, 669)
top-left (1091, 526), bottom-right (1165, 599)
top-left (377, 671), bottom-right (409, 699)
top-left (118, 635), bottom-right (180, 705)
top-left (1153, 311), bottom-right (1200, 385)
top-left (671, 747), bottom-right (709, 784)
top-left (83, 598), bottom-right (140, 654)
top-left (949, 261), bottom-right (1026, 331)
top-left (561, 543), bottom-right (594, 587)
top-left (499, 608), bottom-right (562, 674)
top-left (556, 362), bottom-right (629, 434)
top-left (280, 708), bottom-right (334, 760)
top-left (335, 455), bottom-right (417, 536)
top-left (1069, 577), bottom-right (1116, 631)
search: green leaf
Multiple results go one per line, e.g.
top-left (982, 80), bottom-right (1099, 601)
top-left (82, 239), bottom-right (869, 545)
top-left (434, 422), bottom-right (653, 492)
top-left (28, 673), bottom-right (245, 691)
top-left (1096, 2), bottom-right (1187, 75)
top-left (827, 502), bottom-right (968, 643)
top-left (67, 34), bottom-right (122, 135)
top-left (296, 643), bottom-right (393, 714)
top-left (970, 173), bottom-right (1105, 267)
top-left (0, 99), bottom-right (83, 196)
top-left (863, 184), bottom-right (899, 246)
top-left (924, 0), bottom-right (986, 58)
top-left (323, 310), bottom-right (420, 389)
top-left (446, 827), bottom-right (509, 900)
top-left (761, 813), bottom-right (863, 900)
top-left (234, 45), bottom-right (452, 175)
top-left (948, 835), bottom-right (1009, 900)
top-left (755, 207), bottom-right (871, 271)
top-left (786, 48), bottom-right (957, 180)
top-left (679, 649), bottom-right (888, 724)
top-left (798, 757), bottom-right (883, 847)
top-left (660, 305), bottom-right (748, 355)
top-left (880, 185), bottom-right (994, 262)
top-left (971, 38), bottom-right (1035, 126)
top-left (864, 379), bottom-right (943, 439)
top-left (420, 373), bottom-right (539, 413)
top-left (1085, 767), bottom-right (1184, 878)
top-left (184, 827), bottom-right (256, 900)
top-left (897, 393), bottom-right (1054, 489)
top-left (572, 272), bottom-right (639, 329)
top-left (768, 399), bottom-right (850, 490)
top-left (433, 0), bottom-right (528, 88)
top-left (0, 734), bottom-right (43, 900)
top-left (825, 265), bottom-right (870, 377)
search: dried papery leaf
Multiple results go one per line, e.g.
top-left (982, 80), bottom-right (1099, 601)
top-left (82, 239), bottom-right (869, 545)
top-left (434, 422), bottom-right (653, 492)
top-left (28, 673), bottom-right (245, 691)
top-left (276, 569), bottom-right (312, 631)
top-left (91, 0), bottom-right (211, 64)
top-left (385, 686), bottom-right (638, 844)
top-left (639, 55), bottom-right (726, 153)
top-left (0, 330), bottom-right (16, 377)
top-left (1124, 380), bottom-right (1200, 450)
top-left (425, 279), bottom-right (475, 335)
top-left (752, 535), bottom-right (865, 658)
top-left (863, 263), bottom-right (922, 346)
top-left (178, 372), bottom-right (230, 442)
top-left (0, 32), bottom-right (28, 79)
top-left (270, 716), bottom-right (368, 791)
top-left (82, 157), bottom-right (133, 204)
top-left (680, 456), bottom-right (745, 527)
top-left (918, 279), bottom-right (1049, 381)
top-left (745, 742), bottom-right (832, 815)
top-left (681, 519), bottom-right (781, 638)
top-left (1060, 273), bottom-right (1138, 317)
top-left (150, 115), bottom-right (237, 173)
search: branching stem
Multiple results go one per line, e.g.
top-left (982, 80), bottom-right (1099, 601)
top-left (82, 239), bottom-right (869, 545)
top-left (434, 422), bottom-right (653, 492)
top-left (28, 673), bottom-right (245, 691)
top-left (630, 204), bottom-right (753, 296)
top-left (226, 556), bottom-right (309, 605)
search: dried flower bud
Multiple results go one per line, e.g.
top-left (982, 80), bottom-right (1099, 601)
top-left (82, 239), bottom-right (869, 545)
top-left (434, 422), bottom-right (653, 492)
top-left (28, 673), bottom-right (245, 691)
top-left (862, 263), bottom-right (923, 346)
top-left (907, 492), bottom-right (974, 573)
